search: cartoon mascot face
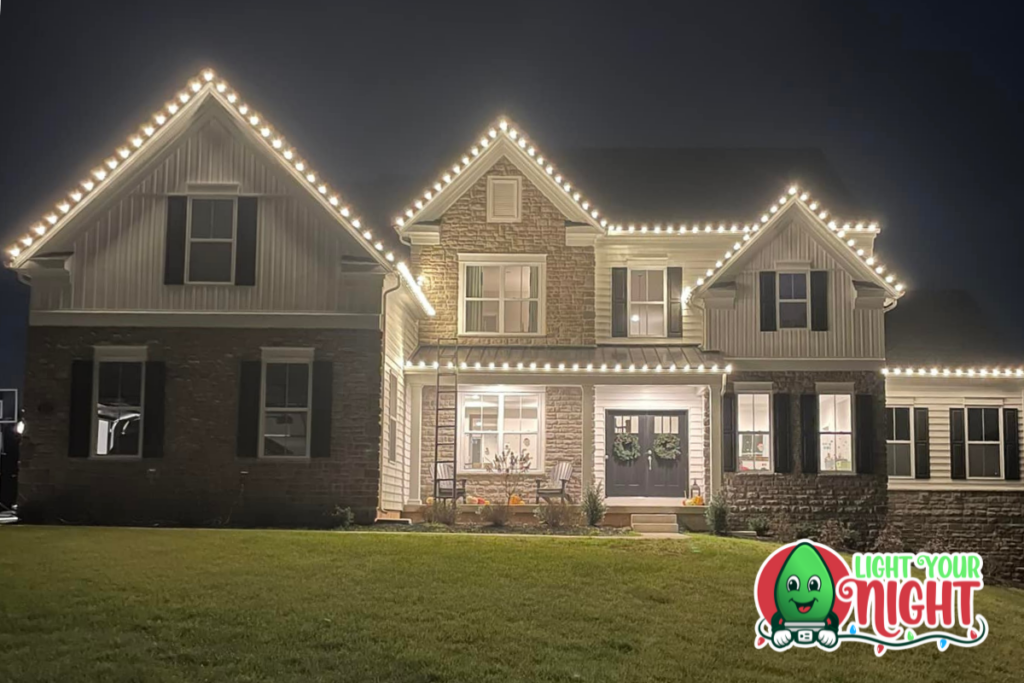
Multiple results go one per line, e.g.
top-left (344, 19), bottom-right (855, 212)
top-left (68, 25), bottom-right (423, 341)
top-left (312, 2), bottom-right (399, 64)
top-left (769, 542), bottom-right (839, 649)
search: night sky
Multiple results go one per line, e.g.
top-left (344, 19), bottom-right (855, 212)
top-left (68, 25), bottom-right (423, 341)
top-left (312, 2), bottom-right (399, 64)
top-left (1, 0), bottom-right (1022, 388)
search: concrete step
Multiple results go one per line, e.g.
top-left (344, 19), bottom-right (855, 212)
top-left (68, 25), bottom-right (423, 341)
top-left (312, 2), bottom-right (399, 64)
top-left (632, 522), bottom-right (680, 534)
top-left (631, 513), bottom-right (678, 525)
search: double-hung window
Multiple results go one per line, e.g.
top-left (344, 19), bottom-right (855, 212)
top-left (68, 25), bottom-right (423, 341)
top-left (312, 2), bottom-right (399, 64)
top-left (187, 197), bottom-right (236, 283)
top-left (461, 258), bottom-right (543, 335)
top-left (819, 394), bottom-right (853, 472)
top-left (967, 407), bottom-right (1002, 478)
top-left (261, 349), bottom-right (313, 458)
top-left (93, 347), bottom-right (146, 457)
top-left (886, 407), bottom-right (913, 477)
top-left (629, 269), bottom-right (666, 337)
top-left (778, 272), bottom-right (808, 329)
top-left (460, 390), bottom-right (542, 472)
top-left (737, 393), bottom-right (771, 471)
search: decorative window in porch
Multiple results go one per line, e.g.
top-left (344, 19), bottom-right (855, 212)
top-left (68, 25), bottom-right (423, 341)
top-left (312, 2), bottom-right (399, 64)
top-left (95, 357), bottom-right (145, 457)
top-left (886, 407), bottom-right (913, 477)
top-left (967, 407), bottom-right (1002, 478)
top-left (187, 197), bottom-right (236, 283)
top-left (777, 272), bottom-right (808, 329)
top-left (737, 393), bottom-right (771, 471)
top-left (629, 269), bottom-right (666, 337)
top-left (819, 394), bottom-right (853, 472)
top-left (262, 357), bottom-right (312, 457)
top-left (459, 391), bottom-right (543, 472)
top-left (461, 260), bottom-right (543, 335)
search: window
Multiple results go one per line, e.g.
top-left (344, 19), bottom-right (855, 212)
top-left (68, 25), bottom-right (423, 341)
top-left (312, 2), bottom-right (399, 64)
top-left (778, 272), bottom-right (808, 329)
top-left (93, 347), bottom-right (147, 457)
top-left (261, 358), bottom-right (312, 457)
top-left (819, 394), bottom-right (853, 472)
top-left (629, 269), bottom-right (666, 337)
top-left (461, 260), bottom-right (543, 335)
top-left (487, 177), bottom-right (521, 222)
top-left (886, 407), bottom-right (913, 477)
top-left (387, 371), bottom-right (399, 463)
top-left (460, 390), bottom-right (542, 472)
top-left (967, 407), bottom-right (1002, 478)
top-left (738, 393), bottom-right (771, 471)
top-left (187, 197), bottom-right (236, 283)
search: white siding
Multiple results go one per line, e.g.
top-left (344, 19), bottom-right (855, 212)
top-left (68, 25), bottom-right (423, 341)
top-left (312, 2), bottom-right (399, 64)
top-left (593, 385), bottom-right (706, 495)
top-left (886, 379), bottom-right (1024, 491)
top-left (381, 288), bottom-right (420, 510)
top-left (32, 114), bottom-right (379, 314)
top-left (706, 218), bottom-right (885, 359)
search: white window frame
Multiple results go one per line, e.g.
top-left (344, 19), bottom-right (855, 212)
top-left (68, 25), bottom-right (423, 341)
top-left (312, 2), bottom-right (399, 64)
top-left (886, 405), bottom-right (915, 479)
top-left (486, 176), bottom-right (522, 223)
top-left (387, 371), bottom-right (399, 463)
top-left (457, 255), bottom-right (546, 336)
top-left (627, 266), bottom-right (668, 338)
top-left (777, 270), bottom-right (810, 330)
top-left (185, 196), bottom-right (238, 285)
top-left (457, 387), bottom-right (545, 474)
top-left (737, 391), bottom-right (773, 473)
top-left (818, 393), bottom-right (854, 474)
top-left (259, 347), bottom-right (314, 460)
top-left (966, 405), bottom-right (1004, 480)
top-left (91, 345), bottom-right (147, 459)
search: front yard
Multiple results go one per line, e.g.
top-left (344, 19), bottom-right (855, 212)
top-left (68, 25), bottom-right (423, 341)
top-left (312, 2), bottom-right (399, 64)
top-left (0, 528), bottom-right (1020, 683)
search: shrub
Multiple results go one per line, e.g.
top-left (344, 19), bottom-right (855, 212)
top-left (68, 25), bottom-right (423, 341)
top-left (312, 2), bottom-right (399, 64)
top-left (816, 519), bottom-right (859, 550)
top-left (582, 483), bottom-right (607, 527)
top-left (771, 516), bottom-right (817, 543)
top-left (748, 516), bottom-right (770, 537)
top-left (423, 499), bottom-right (458, 526)
top-left (873, 523), bottom-right (904, 553)
top-left (329, 506), bottom-right (355, 530)
top-left (534, 501), bottom-right (582, 529)
top-left (478, 503), bottom-right (513, 527)
top-left (705, 496), bottom-right (729, 535)
top-left (918, 536), bottom-right (952, 554)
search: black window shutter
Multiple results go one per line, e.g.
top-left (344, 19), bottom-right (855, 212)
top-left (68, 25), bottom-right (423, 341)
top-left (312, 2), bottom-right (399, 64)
top-left (855, 394), bottom-right (875, 474)
top-left (800, 394), bottom-right (819, 474)
top-left (234, 197), bottom-right (259, 286)
top-left (68, 360), bottom-right (94, 458)
top-left (773, 393), bottom-right (792, 473)
top-left (237, 361), bottom-right (262, 458)
top-left (164, 196), bottom-right (188, 285)
top-left (142, 361), bottom-right (166, 458)
top-left (914, 407), bottom-right (930, 479)
top-left (722, 393), bottom-right (736, 472)
top-left (759, 271), bottom-right (777, 332)
top-left (950, 408), bottom-right (966, 479)
top-left (667, 267), bottom-right (683, 338)
top-left (611, 268), bottom-right (628, 337)
top-left (810, 271), bottom-right (829, 331)
top-left (1004, 408), bottom-right (1020, 481)
top-left (310, 360), bottom-right (334, 458)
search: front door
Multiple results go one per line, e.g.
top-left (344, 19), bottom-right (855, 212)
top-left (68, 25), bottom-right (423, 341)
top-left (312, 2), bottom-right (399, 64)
top-left (605, 411), bottom-right (688, 498)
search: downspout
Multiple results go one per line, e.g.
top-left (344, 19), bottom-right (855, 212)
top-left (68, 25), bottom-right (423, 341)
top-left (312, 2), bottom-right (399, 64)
top-left (378, 274), bottom-right (402, 519)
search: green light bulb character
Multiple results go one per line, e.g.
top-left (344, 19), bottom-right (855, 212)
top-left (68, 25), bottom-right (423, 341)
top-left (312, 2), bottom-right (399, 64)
top-left (769, 542), bottom-right (839, 648)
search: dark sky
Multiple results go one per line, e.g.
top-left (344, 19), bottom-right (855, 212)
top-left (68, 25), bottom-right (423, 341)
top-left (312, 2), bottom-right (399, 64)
top-left (1, 0), bottom-right (1022, 386)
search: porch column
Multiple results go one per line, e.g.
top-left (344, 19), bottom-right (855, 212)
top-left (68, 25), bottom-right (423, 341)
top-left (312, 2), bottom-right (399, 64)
top-left (709, 381), bottom-right (723, 500)
top-left (581, 384), bottom-right (594, 492)
top-left (408, 382), bottom-right (423, 505)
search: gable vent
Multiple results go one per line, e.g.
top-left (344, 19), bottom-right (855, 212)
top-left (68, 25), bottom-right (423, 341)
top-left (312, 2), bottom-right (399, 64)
top-left (487, 177), bottom-right (521, 222)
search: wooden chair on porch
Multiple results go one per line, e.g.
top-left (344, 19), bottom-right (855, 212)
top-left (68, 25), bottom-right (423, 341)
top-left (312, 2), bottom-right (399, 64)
top-left (535, 461), bottom-right (575, 503)
top-left (435, 463), bottom-right (467, 503)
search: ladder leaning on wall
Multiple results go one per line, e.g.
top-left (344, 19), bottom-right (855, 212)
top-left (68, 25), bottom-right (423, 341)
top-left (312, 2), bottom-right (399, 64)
top-left (432, 339), bottom-right (460, 502)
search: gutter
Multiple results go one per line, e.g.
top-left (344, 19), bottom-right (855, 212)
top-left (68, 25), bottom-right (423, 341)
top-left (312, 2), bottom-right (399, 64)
top-left (377, 274), bottom-right (402, 519)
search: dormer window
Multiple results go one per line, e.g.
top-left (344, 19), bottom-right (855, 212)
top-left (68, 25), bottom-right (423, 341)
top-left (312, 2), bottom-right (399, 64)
top-left (187, 198), bottom-right (237, 284)
top-left (487, 177), bottom-right (522, 222)
top-left (777, 272), bottom-right (808, 329)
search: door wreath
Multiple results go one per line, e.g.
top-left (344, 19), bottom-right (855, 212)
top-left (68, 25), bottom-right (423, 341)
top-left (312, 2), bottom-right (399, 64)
top-left (652, 433), bottom-right (681, 461)
top-left (612, 433), bottom-right (641, 463)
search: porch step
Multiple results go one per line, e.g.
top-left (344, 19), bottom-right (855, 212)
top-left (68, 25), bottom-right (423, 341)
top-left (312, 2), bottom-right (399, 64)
top-left (630, 513), bottom-right (679, 534)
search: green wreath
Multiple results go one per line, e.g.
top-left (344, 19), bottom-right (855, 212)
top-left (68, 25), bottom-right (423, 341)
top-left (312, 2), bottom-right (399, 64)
top-left (652, 433), bottom-right (681, 461)
top-left (613, 433), bottom-right (641, 463)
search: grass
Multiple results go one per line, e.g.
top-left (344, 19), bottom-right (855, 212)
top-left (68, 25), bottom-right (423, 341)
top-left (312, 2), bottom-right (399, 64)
top-left (0, 528), bottom-right (1021, 683)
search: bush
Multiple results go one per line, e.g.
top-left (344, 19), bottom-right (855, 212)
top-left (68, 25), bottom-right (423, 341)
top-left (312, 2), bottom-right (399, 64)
top-left (771, 516), bottom-right (817, 543)
top-left (748, 516), bottom-right (770, 537)
top-left (705, 496), bottom-right (729, 535)
top-left (329, 506), bottom-right (355, 530)
top-left (423, 499), bottom-right (458, 526)
top-left (873, 523), bottom-right (904, 553)
top-left (478, 503), bottom-right (512, 527)
top-left (918, 536), bottom-right (952, 554)
top-left (582, 483), bottom-right (607, 527)
top-left (534, 501), bottom-right (582, 529)
top-left (816, 519), bottom-right (859, 550)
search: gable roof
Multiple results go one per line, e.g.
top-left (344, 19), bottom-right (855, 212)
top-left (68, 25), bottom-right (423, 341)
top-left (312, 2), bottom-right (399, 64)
top-left (4, 68), bottom-right (434, 316)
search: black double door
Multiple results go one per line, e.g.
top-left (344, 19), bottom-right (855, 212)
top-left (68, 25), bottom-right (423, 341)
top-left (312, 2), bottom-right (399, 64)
top-left (605, 411), bottom-right (688, 497)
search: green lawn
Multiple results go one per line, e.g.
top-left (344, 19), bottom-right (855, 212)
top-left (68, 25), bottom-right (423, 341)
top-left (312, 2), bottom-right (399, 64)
top-left (0, 528), bottom-right (1021, 683)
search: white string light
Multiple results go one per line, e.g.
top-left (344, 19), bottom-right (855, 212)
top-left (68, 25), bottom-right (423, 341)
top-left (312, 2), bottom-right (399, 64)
top-left (405, 360), bottom-right (731, 374)
top-left (883, 367), bottom-right (1024, 379)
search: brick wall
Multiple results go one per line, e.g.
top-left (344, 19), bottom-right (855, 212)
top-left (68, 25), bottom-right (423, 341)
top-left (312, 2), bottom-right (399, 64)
top-left (19, 326), bottom-right (383, 526)
top-left (419, 385), bottom-right (583, 502)
top-left (413, 157), bottom-right (596, 346)
top-left (721, 370), bottom-right (888, 543)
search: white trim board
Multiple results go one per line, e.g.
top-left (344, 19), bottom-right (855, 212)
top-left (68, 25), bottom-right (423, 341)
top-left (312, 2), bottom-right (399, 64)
top-left (30, 311), bottom-right (381, 329)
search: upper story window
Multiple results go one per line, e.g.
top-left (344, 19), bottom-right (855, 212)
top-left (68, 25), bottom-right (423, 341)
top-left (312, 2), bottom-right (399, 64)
top-left (778, 272), bottom-right (808, 329)
top-left (819, 394), bottom-right (853, 472)
top-left (886, 406), bottom-right (913, 477)
top-left (187, 198), bottom-right (236, 283)
top-left (459, 256), bottom-right (544, 335)
top-left (94, 346), bottom-right (147, 457)
top-left (261, 348), bottom-right (313, 458)
top-left (737, 393), bottom-right (771, 472)
top-left (629, 269), bottom-right (666, 337)
top-left (967, 407), bottom-right (1002, 478)
top-left (487, 177), bottom-right (522, 222)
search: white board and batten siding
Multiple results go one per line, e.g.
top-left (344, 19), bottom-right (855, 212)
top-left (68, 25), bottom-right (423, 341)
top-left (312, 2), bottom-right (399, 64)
top-left (706, 219), bottom-right (885, 360)
top-left (381, 290), bottom-right (420, 510)
top-left (887, 379), bottom-right (1024, 490)
top-left (593, 385), bottom-right (706, 494)
top-left (30, 115), bottom-right (380, 315)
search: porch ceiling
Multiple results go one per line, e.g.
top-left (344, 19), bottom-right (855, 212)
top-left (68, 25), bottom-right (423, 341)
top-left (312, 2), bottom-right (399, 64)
top-left (408, 345), bottom-right (724, 369)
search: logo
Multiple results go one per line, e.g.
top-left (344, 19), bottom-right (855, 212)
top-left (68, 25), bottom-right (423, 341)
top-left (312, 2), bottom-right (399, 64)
top-left (753, 540), bottom-right (988, 656)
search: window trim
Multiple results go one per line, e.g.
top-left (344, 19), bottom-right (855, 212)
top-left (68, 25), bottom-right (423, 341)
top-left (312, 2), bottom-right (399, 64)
top-left (91, 345), bottom-right (148, 459)
top-left (818, 393), bottom-right (855, 475)
top-left (777, 270), bottom-right (810, 330)
top-left (457, 387), bottom-right (545, 474)
top-left (486, 176), bottom-right (522, 223)
top-left (886, 405), bottom-right (915, 479)
top-left (258, 347), bottom-right (315, 460)
top-left (737, 391), bottom-right (773, 473)
top-left (627, 266), bottom-right (668, 338)
top-left (457, 256), bottom-right (547, 337)
top-left (184, 195), bottom-right (238, 286)
top-left (966, 405), bottom-right (1004, 480)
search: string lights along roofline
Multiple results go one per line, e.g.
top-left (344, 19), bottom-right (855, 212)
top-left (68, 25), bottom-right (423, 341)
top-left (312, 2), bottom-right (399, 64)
top-left (4, 68), bottom-right (435, 317)
top-left (883, 367), bottom-right (1024, 379)
top-left (404, 359), bottom-right (732, 374)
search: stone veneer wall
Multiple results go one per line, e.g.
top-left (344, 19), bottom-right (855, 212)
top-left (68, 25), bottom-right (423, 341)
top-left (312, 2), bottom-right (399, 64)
top-left (413, 157), bottom-right (596, 346)
top-left (420, 385), bottom-right (583, 502)
top-left (20, 326), bottom-right (383, 526)
top-left (721, 370), bottom-right (888, 544)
